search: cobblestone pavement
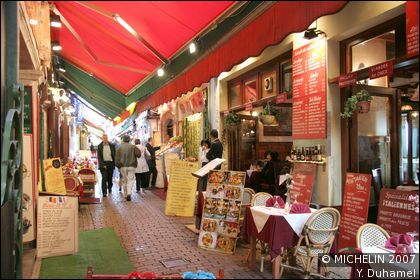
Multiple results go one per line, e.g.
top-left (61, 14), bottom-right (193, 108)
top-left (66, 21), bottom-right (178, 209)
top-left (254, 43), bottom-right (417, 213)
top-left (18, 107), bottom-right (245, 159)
top-left (76, 184), bottom-right (352, 279)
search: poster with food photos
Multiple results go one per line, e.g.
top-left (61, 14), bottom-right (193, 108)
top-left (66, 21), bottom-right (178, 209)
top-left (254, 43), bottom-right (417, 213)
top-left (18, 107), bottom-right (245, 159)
top-left (198, 170), bottom-right (246, 254)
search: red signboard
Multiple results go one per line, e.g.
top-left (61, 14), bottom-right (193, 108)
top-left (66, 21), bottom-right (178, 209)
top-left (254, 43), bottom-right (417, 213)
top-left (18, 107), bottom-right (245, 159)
top-left (245, 103), bottom-right (253, 111)
top-left (292, 38), bottom-right (327, 139)
top-left (406, 1), bottom-right (419, 58)
top-left (339, 72), bottom-right (357, 88)
top-left (290, 163), bottom-right (317, 205)
top-left (276, 92), bottom-right (287, 104)
top-left (377, 189), bottom-right (419, 237)
top-left (338, 173), bottom-right (372, 250)
top-left (368, 61), bottom-right (393, 80)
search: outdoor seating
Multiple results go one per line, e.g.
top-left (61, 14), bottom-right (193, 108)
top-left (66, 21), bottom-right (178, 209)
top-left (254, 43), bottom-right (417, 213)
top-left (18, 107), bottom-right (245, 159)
top-left (251, 192), bottom-right (272, 206)
top-left (356, 223), bottom-right (390, 248)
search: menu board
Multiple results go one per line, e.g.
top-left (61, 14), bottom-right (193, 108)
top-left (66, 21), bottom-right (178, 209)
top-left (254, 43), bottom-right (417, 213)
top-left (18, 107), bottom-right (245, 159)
top-left (338, 173), bottom-right (371, 250)
top-left (37, 196), bottom-right (79, 258)
top-left (198, 170), bottom-right (246, 254)
top-left (292, 37), bottom-right (326, 139)
top-left (165, 160), bottom-right (200, 217)
top-left (377, 189), bottom-right (419, 236)
top-left (289, 163), bottom-right (317, 205)
top-left (43, 158), bottom-right (66, 195)
top-left (406, 1), bottom-right (419, 58)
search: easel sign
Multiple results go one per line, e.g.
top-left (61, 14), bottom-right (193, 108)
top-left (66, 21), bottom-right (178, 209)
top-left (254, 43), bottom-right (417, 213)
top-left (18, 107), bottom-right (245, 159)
top-left (198, 170), bottom-right (246, 254)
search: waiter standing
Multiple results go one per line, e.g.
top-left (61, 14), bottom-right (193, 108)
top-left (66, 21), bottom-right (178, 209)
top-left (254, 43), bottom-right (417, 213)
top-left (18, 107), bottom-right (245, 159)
top-left (206, 129), bottom-right (223, 170)
top-left (97, 134), bottom-right (116, 197)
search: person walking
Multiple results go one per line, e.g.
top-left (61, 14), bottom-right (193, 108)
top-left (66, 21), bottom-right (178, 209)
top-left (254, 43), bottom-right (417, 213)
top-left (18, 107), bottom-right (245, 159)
top-left (146, 137), bottom-right (160, 189)
top-left (115, 135), bottom-right (141, 201)
top-left (206, 129), bottom-right (223, 170)
top-left (97, 134), bottom-right (116, 197)
top-left (134, 139), bottom-right (150, 195)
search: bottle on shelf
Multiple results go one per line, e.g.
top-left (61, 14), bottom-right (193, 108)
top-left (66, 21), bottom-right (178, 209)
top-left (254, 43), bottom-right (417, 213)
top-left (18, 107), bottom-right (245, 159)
top-left (316, 144), bottom-right (322, 162)
top-left (305, 147), bottom-right (311, 161)
top-left (296, 148), bottom-right (301, 161)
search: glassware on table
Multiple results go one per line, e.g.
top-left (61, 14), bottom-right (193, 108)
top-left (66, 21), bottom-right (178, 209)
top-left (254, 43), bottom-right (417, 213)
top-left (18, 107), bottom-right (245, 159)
top-left (273, 196), bottom-right (280, 209)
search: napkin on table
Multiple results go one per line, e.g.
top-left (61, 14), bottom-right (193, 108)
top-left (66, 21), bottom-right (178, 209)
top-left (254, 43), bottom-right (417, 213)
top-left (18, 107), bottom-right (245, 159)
top-left (385, 234), bottom-right (413, 250)
top-left (289, 202), bottom-right (311, 214)
top-left (265, 196), bottom-right (285, 208)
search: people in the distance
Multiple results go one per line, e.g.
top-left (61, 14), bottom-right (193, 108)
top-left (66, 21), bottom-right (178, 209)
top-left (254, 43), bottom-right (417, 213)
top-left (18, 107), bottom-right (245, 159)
top-left (97, 134), bottom-right (116, 197)
top-left (134, 139), bottom-right (151, 195)
top-left (146, 137), bottom-right (160, 189)
top-left (115, 135), bottom-right (141, 201)
top-left (199, 139), bottom-right (211, 167)
top-left (206, 129), bottom-right (223, 170)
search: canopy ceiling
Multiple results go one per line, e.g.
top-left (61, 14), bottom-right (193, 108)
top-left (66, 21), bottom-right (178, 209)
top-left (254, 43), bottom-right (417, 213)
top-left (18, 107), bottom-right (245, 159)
top-left (52, 1), bottom-right (235, 94)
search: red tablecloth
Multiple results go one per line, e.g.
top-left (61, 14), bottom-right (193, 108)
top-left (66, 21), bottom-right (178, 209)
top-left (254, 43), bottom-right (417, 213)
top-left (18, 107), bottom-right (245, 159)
top-left (242, 206), bottom-right (300, 259)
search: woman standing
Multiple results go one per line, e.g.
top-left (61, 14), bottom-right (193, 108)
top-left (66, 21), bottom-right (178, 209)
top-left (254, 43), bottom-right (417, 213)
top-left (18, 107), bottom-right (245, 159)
top-left (134, 139), bottom-right (151, 195)
top-left (199, 139), bottom-right (211, 167)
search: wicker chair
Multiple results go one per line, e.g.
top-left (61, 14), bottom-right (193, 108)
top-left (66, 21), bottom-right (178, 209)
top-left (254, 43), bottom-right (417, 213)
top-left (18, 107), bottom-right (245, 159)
top-left (251, 192), bottom-right (272, 206)
top-left (240, 188), bottom-right (255, 220)
top-left (280, 207), bottom-right (341, 279)
top-left (356, 223), bottom-right (390, 248)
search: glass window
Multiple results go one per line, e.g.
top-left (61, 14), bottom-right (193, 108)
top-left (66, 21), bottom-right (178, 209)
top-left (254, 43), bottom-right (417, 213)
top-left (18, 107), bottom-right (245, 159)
top-left (229, 83), bottom-right (242, 108)
top-left (281, 60), bottom-right (293, 100)
top-left (244, 76), bottom-right (258, 103)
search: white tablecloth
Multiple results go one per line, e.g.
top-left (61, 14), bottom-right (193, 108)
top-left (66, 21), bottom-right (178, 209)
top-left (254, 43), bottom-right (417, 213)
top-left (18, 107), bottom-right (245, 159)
top-left (250, 206), bottom-right (315, 235)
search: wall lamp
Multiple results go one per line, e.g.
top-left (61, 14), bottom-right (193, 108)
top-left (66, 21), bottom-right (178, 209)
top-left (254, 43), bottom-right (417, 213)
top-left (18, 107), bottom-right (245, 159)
top-left (303, 28), bottom-right (325, 40)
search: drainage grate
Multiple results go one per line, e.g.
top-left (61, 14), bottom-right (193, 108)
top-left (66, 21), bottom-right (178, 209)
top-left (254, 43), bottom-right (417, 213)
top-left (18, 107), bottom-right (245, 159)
top-left (160, 258), bottom-right (190, 268)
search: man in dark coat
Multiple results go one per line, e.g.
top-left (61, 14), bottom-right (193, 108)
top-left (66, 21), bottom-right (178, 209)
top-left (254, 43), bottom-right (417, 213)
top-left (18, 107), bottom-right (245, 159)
top-left (206, 129), bottom-right (223, 170)
top-left (97, 134), bottom-right (116, 197)
top-left (146, 137), bottom-right (160, 189)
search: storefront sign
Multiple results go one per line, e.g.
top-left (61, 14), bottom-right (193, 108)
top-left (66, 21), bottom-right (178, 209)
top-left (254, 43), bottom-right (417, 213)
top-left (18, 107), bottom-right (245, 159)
top-left (289, 163), bottom-right (317, 205)
top-left (165, 160), bottom-right (200, 217)
top-left (245, 103), bottom-right (253, 111)
top-left (377, 189), bottom-right (419, 236)
top-left (43, 158), bottom-right (67, 195)
top-left (338, 173), bottom-right (371, 250)
top-left (406, 1), bottom-right (419, 58)
top-left (276, 92), bottom-right (288, 104)
top-left (338, 72), bottom-right (357, 88)
top-left (23, 135), bottom-right (35, 243)
top-left (368, 61), bottom-right (393, 80)
top-left (37, 196), bottom-right (79, 258)
top-left (292, 37), bottom-right (326, 139)
top-left (198, 170), bottom-right (246, 254)
top-left (23, 86), bottom-right (33, 134)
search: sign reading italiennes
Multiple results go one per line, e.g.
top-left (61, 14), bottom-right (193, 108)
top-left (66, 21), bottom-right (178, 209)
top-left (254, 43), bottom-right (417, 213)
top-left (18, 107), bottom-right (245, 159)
top-left (406, 1), bottom-right (419, 58)
top-left (377, 189), bottom-right (419, 237)
top-left (338, 173), bottom-right (371, 250)
top-left (292, 37), bottom-right (326, 139)
top-left (165, 160), bottom-right (200, 217)
top-left (37, 196), bottom-right (79, 258)
top-left (289, 163), bottom-right (317, 205)
top-left (198, 170), bottom-right (246, 254)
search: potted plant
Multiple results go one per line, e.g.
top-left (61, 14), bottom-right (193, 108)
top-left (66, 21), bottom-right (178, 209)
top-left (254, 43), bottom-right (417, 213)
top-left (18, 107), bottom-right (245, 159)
top-left (259, 103), bottom-right (279, 125)
top-left (225, 112), bottom-right (241, 127)
top-left (341, 89), bottom-right (372, 118)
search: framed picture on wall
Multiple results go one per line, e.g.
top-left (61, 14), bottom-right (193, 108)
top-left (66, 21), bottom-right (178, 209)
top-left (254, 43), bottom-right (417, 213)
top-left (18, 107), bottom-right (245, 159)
top-left (260, 68), bottom-right (277, 99)
top-left (263, 104), bottom-right (292, 136)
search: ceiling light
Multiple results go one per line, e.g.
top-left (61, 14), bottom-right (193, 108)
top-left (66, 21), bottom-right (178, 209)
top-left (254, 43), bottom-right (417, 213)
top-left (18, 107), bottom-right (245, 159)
top-left (50, 14), bottom-right (62, 28)
top-left (113, 116), bottom-right (121, 122)
top-left (157, 67), bottom-right (165, 77)
top-left (401, 104), bottom-right (413, 111)
top-left (113, 14), bottom-right (137, 37)
top-left (52, 41), bottom-right (62, 51)
top-left (126, 102), bottom-right (136, 111)
top-left (189, 42), bottom-right (197, 54)
top-left (251, 111), bottom-right (258, 117)
top-left (29, 19), bottom-right (38, 25)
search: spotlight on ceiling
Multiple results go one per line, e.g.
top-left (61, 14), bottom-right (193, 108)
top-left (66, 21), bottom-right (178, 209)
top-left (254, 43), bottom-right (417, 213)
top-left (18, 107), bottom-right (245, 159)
top-left (50, 14), bottom-right (62, 28)
top-left (57, 64), bottom-right (66, 73)
top-left (189, 42), bottom-right (197, 54)
top-left (157, 67), bottom-right (165, 77)
top-left (303, 28), bottom-right (322, 40)
top-left (52, 41), bottom-right (62, 51)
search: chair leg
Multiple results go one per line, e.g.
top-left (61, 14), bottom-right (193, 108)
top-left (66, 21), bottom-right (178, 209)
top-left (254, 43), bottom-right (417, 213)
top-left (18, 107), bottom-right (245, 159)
top-left (304, 257), bottom-right (313, 279)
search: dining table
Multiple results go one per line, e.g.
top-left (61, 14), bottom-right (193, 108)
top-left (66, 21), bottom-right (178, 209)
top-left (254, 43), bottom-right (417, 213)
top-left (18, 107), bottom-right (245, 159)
top-left (242, 205), bottom-right (316, 279)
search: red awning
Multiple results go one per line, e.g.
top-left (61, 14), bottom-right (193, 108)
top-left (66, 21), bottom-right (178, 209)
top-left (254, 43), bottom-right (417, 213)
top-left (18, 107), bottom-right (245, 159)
top-left (52, 1), bottom-right (234, 94)
top-left (136, 1), bottom-right (347, 112)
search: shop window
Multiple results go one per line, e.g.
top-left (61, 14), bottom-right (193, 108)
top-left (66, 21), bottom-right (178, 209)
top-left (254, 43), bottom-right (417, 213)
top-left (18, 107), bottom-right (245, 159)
top-left (281, 60), bottom-right (293, 100)
top-left (228, 82), bottom-right (242, 108)
top-left (260, 68), bottom-right (277, 98)
top-left (244, 76), bottom-right (258, 103)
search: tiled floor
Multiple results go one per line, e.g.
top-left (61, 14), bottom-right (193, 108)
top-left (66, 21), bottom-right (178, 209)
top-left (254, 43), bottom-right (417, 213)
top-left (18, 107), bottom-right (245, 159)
top-left (27, 183), bottom-right (351, 279)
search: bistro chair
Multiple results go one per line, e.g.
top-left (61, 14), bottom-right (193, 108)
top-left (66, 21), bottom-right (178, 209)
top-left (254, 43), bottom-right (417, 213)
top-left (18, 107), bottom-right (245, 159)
top-left (280, 207), bottom-right (341, 279)
top-left (356, 223), bottom-right (390, 248)
top-left (240, 188), bottom-right (255, 218)
top-left (251, 192), bottom-right (272, 206)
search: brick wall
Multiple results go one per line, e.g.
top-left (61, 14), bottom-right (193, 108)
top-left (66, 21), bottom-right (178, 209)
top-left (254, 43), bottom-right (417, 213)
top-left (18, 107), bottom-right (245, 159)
top-left (257, 142), bottom-right (293, 161)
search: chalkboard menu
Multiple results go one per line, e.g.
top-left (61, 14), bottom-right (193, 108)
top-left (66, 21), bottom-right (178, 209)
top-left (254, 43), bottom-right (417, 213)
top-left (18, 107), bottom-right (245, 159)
top-left (292, 37), bottom-right (326, 139)
top-left (338, 173), bottom-right (371, 250)
top-left (377, 189), bottom-right (419, 236)
top-left (290, 163), bottom-right (317, 205)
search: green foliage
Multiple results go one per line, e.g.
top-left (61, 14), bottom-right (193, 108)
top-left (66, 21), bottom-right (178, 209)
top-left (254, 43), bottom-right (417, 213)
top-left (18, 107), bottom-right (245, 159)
top-left (225, 112), bottom-right (241, 125)
top-left (259, 102), bottom-right (280, 116)
top-left (340, 89), bottom-right (371, 118)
